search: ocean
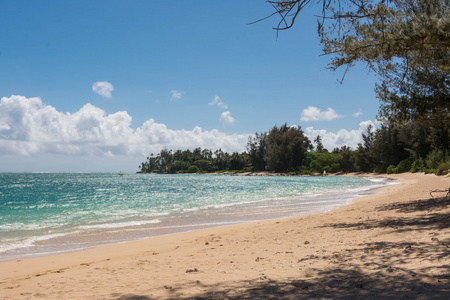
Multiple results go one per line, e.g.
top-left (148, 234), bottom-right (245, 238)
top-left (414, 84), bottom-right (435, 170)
top-left (0, 173), bottom-right (389, 262)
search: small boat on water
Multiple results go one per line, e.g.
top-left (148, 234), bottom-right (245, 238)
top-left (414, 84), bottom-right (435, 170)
top-left (119, 171), bottom-right (124, 176)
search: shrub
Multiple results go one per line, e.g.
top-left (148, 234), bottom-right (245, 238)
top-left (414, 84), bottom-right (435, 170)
top-left (386, 165), bottom-right (396, 174)
top-left (194, 159), bottom-right (211, 172)
top-left (396, 158), bottom-right (413, 173)
top-left (243, 166), bottom-right (254, 172)
top-left (425, 168), bottom-right (437, 174)
top-left (168, 160), bottom-right (191, 173)
top-left (436, 159), bottom-right (450, 175)
top-left (374, 164), bottom-right (387, 174)
top-left (410, 159), bottom-right (423, 173)
top-left (426, 149), bottom-right (445, 169)
top-left (187, 165), bottom-right (200, 173)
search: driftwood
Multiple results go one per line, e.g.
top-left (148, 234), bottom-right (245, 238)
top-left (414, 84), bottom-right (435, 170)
top-left (430, 187), bottom-right (450, 198)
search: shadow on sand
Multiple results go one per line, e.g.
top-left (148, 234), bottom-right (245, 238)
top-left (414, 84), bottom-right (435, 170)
top-left (117, 196), bottom-right (450, 299)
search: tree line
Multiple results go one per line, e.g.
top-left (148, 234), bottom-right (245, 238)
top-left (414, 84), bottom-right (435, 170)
top-left (139, 147), bottom-right (250, 174)
top-left (139, 122), bottom-right (449, 175)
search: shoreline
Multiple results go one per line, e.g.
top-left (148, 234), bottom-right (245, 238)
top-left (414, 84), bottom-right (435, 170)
top-left (1, 172), bottom-right (449, 299)
top-left (0, 174), bottom-right (385, 263)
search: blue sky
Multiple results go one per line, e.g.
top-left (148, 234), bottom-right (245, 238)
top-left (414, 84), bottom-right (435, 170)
top-left (0, 0), bottom-right (380, 172)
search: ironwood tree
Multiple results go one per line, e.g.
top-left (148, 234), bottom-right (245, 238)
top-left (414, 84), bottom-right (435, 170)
top-left (258, 0), bottom-right (449, 124)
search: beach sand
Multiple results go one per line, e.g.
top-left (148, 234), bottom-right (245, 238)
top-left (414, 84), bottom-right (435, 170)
top-left (1, 173), bottom-right (449, 299)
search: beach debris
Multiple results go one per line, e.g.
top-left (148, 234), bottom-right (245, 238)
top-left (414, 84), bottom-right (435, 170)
top-left (404, 245), bottom-right (413, 252)
top-left (386, 266), bottom-right (394, 272)
top-left (429, 187), bottom-right (450, 198)
top-left (298, 255), bottom-right (319, 263)
top-left (186, 267), bottom-right (203, 273)
top-left (205, 242), bottom-right (209, 245)
top-left (276, 251), bottom-right (293, 255)
top-left (304, 241), bottom-right (310, 245)
top-left (164, 285), bottom-right (172, 290)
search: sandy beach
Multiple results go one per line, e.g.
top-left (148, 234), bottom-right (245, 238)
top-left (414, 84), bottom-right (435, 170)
top-left (1, 172), bottom-right (449, 299)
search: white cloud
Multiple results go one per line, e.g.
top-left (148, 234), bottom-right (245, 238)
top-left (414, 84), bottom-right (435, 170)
top-left (0, 95), bottom-right (248, 161)
top-left (220, 111), bottom-right (236, 126)
top-left (300, 106), bottom-right (344, 122)
top-left (170, 90), bottom-right (183, 101)
top-left (0, 95), bottom-right (381, 172)
top-left (92, 81), bottom-right (114, 98)
top-left (353, 110), bottom-right (363, 117)
top-left (304, 120), bottom-right (376, 150)
top-left (209, 95), bottom-right (228, 109)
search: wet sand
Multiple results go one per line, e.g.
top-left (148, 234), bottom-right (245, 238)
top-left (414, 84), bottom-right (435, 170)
top-left (1, 172), bottom-right (449, 299)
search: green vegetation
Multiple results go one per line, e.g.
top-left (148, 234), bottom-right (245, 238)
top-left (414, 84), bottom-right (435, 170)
top-left (265, 1), bottom-right (449, 124)
top-left (139, 148), bottom-right (250, 174)
top-left (139, 122), bottom-right (449, 175)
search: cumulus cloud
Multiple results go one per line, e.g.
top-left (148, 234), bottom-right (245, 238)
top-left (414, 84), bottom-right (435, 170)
top-left (304, 120), bottom-right (376, 150)
top-left (170, 90), bottom-right (183, 101)
top-left (209, 95), bottom-right (228, 109)
top-left (220, 111), bottom-right (236, 126)
top-left (300, 106), bottom-right (344, 122)
top-left (92, 81), bottom-right (114, 98)
top-left (0, 95), bottom-right (248, 158)
top-left (353, 110), bottom-right (363, 117)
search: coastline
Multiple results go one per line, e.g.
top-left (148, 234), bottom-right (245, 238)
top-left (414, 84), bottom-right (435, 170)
top-left (0, 174), bottom-right (384, 263)
top-left (1, 172), bottom-right (449, 299)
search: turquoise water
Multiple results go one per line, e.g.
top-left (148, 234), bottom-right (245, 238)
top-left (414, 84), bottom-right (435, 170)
top-left (0, 173), bottom-right (388, 261)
